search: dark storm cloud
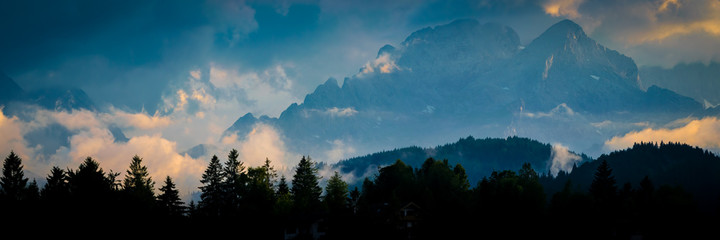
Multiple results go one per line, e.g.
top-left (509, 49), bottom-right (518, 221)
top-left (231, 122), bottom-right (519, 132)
top-left (0, 0), bottom-right (254, 111)
top-left (2, 0), bottom-right (559, 112)
top-left (0, 0), bottom-right (209, 73)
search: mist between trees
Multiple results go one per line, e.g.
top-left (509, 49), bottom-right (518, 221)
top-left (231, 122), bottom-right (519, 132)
top-left (1, 143), bottom-right (719, 239)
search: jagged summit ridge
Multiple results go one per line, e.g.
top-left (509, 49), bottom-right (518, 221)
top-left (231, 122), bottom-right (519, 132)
top-left (222, 19), bottom-right (703, 159)
top-left (396, 19), bottom-right (521, 75)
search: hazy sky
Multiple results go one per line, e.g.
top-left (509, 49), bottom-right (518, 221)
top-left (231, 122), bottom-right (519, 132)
top-left (3, 0), bottom-right (719, 113)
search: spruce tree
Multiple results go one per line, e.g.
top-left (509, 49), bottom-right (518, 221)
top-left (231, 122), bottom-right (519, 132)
top-left (123, 155), bottom-right (155, 201)
top-left (199, 155), bottom-right (224, 216)
top-left (275, 175), bottom-right (293, 216)
top-left (41, 166), bottom-right (69, 201)
top-left (589, 159), bottom-right (617, 219)
top-left (222, 149), bottom-right (246, 215)
top-left (247, 158), bottom-right (277, 214)
top-left (291, 156), bottom-right (322, 213)
top-left (66, 157), bottom-right (120, 218)
top-left (25, 179), bottom-right (40, 202)
top-left (453, 164), bottom-right (471, 190)
top-left (589, 159), bottom-right (617, 202)
top-left (157, 176), bottom-right (185, 217)
top-left (0, 151), bottom-right (29, 201)
top-left (349, 186), bottom-right (360, 214)
top-left (188, 200), bottom-right (197, 218)
top-left (277, 175), bottom-right (290, 196)
top-left (67, 157), bottom-right (119, 197)
top-left (261, 158), bottom-right (278, 186)
top-left (324, 171), bottom-right (349, 214)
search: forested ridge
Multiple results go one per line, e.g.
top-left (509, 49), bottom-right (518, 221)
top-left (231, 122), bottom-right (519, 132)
top-left (1, 140), bottom-right (719, 239)
top-left (337, 136), bottom-right (591, 185)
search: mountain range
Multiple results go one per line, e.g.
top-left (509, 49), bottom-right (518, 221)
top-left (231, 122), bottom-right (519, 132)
top-left (640, 62), bottom-right (720, 109)
top-left (224, 19), bottom-right (709, 158)
top-left (2, 19), bottom-right (719, 180)
top-left (0, 71), bottom-right (96, 113)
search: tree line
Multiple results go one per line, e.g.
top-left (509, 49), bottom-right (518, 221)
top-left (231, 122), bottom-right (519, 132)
top-left (1, 146), bottom-right (718, 239)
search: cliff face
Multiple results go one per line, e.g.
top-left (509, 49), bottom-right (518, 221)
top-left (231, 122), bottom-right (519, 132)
top-left (223, 19), bottom-right (702, 159)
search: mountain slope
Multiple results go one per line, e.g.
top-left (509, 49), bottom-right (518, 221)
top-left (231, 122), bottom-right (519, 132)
top-left (543, 142), bottom-right (720, 210)
top-left (640, 62), bottom-right (720, 108)
top-left (0, 71), bottom-right (25, 104)
top-left (224, 19), bottom-right (703, 159)
top-left (26, 87), bottom-right (96, 111)
top-left (335, 136), bottom-right (590, 185)
top-left (0, 72), bottom-right (96, 112)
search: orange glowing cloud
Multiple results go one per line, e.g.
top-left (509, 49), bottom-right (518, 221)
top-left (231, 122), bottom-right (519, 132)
top-left (543, 0), bottom-right (584, 18)
top-left (605, 117), bottom-right (720, 150)
top-left (543, 0), bottom-right (720, 45)
top-left (0, 109), bottom-right (29, 160)
top-left (109, 110), bottom-right (172, 130)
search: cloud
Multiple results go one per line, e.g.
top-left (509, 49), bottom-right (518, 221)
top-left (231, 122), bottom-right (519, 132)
top-left (605, 117), bottom-right (720, 151)
top-left (542, 0), bottom-right (720, 44)
top-left (522, 103), bottom-right (576, 118)
top-left (236, 123), bottom-right (295, 169)
top-left (548, 143), bottom-right (582, 176)
top-left (323, 139), bottom-right (357, 163)
top-left (0, 108), bottom-right (30, 160)
top-left (207, 64), bottom-right (301, 117)
top-left (325, 107), bottom-right (358, 117)
top-left (543, 0), bottom-right (584, 18)
top-left (539, 0), bottom-right (720, 66)
top-left (47, 109), bottom-right (105, 131)
top-left (208, 0), bottom-right (259, 46)
top-left (107, 109), bottom-right (172, 130)
top-left (69, 132), bottom-right (206, 200)
top-left (358, 53), bottom-right (401, 76)
top-left (0, 106), bottom-right (212, 201)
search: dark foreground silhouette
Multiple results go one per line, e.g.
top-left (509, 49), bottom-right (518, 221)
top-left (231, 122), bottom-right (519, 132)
top-left (1, 141), bottom-right (719, 239)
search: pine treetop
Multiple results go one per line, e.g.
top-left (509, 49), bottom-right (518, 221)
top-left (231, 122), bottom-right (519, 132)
top-left (123, 155), bottom-right (155, 197)
top-left (1, 151), bottom-right (29, 200)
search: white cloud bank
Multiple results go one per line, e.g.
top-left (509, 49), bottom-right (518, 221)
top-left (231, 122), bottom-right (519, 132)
top-left (549, 143), bottom-right (582, 176)
top-left (0, 63), bottom-right (309, 201)
top-left (0, 107), bottom-right (208, 200)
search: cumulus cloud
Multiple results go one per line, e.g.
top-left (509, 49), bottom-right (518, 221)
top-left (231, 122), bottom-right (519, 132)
top-left (0, 107), bottom-right (210, 200)
top-left (605, 117), bottom-right (720, 151)
top-left (236, 123), bottom-right (296, 170)
top-left (106, 109), bottom-right (172, 130)
top-left (540, 0), bottom-right (720, 66)
top-left (543, 0), bottom-right (584, 18)
top-left (0, 62), bottom-right (308, 200)
top-left (66, 129), bottom-right (206, 199)
top-left (548, 143), bottom-right (582, 176)
top-left (207, 64), bottom-right (300, 117)
top-left (544, 0), bottom-right (720, 43)
top-left (0, 108), bottom-right (30, 159)
top-left (359, 53), bottom-right (401, 76)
